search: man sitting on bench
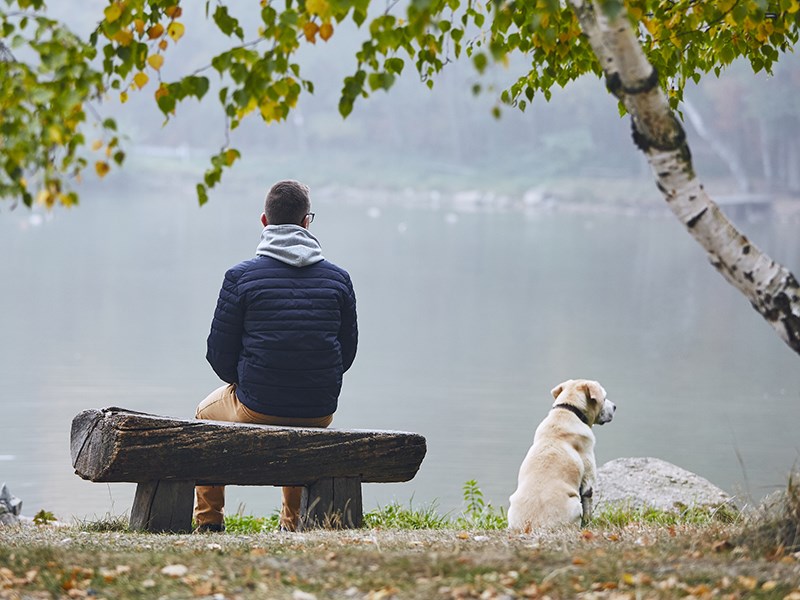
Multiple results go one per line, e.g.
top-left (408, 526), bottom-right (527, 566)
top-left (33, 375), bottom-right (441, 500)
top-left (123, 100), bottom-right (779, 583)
top-left (196, 179), bottom-right (359, 533)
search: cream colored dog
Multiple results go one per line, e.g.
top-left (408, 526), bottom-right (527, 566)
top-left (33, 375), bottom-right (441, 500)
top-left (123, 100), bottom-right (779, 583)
top-left (507, 379), bottom-right (616, 532)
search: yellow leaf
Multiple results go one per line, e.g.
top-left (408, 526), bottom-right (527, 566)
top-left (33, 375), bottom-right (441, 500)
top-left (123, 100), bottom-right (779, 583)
top-left (95, 161), bottom-right (110, 178)
top-left (133, 71), bottom-right (149, 89)
top-left (258, 100), bottom-right (278, 121)
top-left (159, 39), bottom-right (168, 50)
top-left (165, 5), bottom-right (182, 19)
top-left (91, 139), bottom-right (103, 151)
top-left (790, 0), bottom-right (800, 14)
top-left (120, 91), bottom-right (129, 103)
top-left (737, 576), bottom-right (758, 591)
top-left (303, 21), bottom-right (318, 43)
top-left (37, 189), bottom-right (55, 208)
top-left (133, 19), bottom-right (145, 36)
top-left (621, 573), bottom-right (635, 586)
top-left (319, 22), bottom-right (333, 41)
top-left (154, 83), bottom-right (169, 102)
top-left (167, 21), bottom-right (185, 42)
top-left (305, 0), bottom-right (329, 16)
top-left (237, 97), bottom-right (257, 119)
top-left (147, 23), bottom-right (164, 39)
top-left (223, 149), bottom-right (239, 166)
top-left (104, 3), bottom-right (122, 23)
top-left (761, 581), bottom-right (777, 591)
top-left (47, 126), bottom-right (63, 144)
top-left (58, 193), bottom-right (77, 207)
top-left (147, 54), bottom-right (164, 70)
top-left (112, 28), bottom-right (133, 46)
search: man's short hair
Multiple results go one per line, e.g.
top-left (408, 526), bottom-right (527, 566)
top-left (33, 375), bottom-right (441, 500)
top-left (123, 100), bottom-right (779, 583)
top-left (264, 180), bottom-right (310, 225)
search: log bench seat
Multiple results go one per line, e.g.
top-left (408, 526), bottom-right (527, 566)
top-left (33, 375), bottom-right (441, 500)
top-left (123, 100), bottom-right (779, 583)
top-left (70, 407), bottom-right (427, 533)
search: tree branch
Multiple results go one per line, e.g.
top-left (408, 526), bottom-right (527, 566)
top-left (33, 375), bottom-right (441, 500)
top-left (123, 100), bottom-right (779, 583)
top-left (569, 0), bottom-right (800, 355)
top-left (0, 40), bottom-right (16, 63)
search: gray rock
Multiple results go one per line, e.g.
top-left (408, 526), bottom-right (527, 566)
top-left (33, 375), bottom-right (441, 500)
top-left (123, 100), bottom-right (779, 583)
top-left (0, 482), bottom-right (22, 526)
top-left (595, 457), bottom-right (735, 512)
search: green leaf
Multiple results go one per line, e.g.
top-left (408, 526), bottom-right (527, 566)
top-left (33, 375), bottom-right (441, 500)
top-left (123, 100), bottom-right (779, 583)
top-left (385, 57), bottom-right (404, 74)
top-left (473, 52), bottom-right (487, 73)
top-left (213, 5), bottom-right (244, 39)
top-left (338, 96), bottom-right (354, 118)
top-left (197, 183), bottom-right (209, 206)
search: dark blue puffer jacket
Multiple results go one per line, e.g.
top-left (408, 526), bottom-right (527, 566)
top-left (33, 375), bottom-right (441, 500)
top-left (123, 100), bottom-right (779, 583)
top-left (206, 225), bottom-right (358, 418)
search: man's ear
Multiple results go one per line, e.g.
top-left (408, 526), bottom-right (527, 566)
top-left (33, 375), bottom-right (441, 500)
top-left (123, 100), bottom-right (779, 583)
top-left (261, 213), bottom-right (268, 227)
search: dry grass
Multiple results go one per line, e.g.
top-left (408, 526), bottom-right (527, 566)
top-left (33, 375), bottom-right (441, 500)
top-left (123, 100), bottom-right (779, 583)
top-left (2, 480), bottom-right (800, 599)
top-left (737, 472), bottom-right (800, 558)
top-left (2, 516), bottom-right (800, 599)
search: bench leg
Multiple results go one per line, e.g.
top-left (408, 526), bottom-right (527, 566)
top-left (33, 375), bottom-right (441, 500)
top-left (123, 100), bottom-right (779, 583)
top-left (130, 480), bottom-right (194, 533)
top-left (299, 477), bottom-right (363, 530)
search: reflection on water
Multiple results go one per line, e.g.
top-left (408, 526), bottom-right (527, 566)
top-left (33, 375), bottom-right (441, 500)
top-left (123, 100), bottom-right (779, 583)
top-left (2, 178), bottom-right (799, 521)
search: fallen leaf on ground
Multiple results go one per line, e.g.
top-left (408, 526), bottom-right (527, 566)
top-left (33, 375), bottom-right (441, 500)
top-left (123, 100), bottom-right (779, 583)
top-left (736, 576), bottom-right (758, 591)
top-left (366, 587), bottom-right (398, 599)
top-left (712, 539), bottom-right (733, 552)
top-left (761, 581), bottom-right (778, 591)
top-left (161, 564), bottom-right (189, 578)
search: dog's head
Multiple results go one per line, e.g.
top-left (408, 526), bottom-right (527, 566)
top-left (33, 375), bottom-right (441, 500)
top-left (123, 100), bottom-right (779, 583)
top-left (550, 379), bottom-right (616, 426)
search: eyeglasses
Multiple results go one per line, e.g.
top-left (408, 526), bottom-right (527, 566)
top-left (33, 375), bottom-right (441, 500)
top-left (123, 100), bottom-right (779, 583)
top-left (306, 213), bottom-right (315, 223)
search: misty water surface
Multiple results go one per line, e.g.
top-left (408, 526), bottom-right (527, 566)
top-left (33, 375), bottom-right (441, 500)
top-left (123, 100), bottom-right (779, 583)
top-left (2, 175), bottom-right (799, 521)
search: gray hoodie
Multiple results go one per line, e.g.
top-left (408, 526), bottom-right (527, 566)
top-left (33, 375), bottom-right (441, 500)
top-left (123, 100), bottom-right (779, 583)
top-left (255, 224), bottom-right (325, 267)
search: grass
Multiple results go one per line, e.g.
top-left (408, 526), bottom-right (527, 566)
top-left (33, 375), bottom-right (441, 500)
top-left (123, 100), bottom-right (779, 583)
top-left (736, 471), bottom-right (800, 557)
top-left (362, 481), bottom-right (507, 531)
top-left (2, 479), bottom-right (798, 599)
top-left (590, 501), bottom-right (741, 529)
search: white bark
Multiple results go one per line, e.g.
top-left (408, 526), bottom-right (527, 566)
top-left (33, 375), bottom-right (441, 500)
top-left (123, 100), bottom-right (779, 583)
top-left (568, 0), bottom-right (800, 355)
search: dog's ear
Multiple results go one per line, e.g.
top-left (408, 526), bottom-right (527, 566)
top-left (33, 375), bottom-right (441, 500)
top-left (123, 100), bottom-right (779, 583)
top-left (580, 381), bottom-right (605, 404)
top-left (551, 380), bottom-right (569, 399)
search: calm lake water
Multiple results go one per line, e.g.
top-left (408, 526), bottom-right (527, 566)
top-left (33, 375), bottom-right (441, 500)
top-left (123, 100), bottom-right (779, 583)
top-left (2, 174), bottom-right (799, 522)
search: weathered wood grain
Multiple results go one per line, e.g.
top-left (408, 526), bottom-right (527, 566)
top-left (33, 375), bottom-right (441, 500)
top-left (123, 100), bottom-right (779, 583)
top-left (300, 477), bottom-right (363, 529)
top-left (71, 407), bottom-right (427, 486)
top-left (129, 480), bottom-right (194, 533)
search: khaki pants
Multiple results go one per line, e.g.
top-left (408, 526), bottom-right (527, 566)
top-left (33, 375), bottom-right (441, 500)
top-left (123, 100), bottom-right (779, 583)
top-left (193, 384), bottom-right (333, 531)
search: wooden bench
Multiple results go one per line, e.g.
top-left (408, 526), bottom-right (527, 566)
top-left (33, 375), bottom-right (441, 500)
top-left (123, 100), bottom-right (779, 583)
top-left (70, 407), bottom-right (427, 533)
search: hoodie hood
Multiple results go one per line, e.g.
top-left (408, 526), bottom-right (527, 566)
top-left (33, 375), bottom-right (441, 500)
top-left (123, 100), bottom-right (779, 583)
top-left (255, 224), bottom-right (325, 267)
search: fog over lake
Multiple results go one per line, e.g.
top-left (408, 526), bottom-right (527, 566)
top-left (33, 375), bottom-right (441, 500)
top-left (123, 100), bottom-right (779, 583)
top-left (2, 174), bottom-right (799, 522)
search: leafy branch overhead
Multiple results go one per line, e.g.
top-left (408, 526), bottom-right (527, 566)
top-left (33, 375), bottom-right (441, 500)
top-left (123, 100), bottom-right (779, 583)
top-left (2, 0), bottom-right (799, 207)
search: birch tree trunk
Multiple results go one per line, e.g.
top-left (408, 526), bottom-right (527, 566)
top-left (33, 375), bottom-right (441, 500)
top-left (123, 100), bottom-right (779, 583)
top-left (568, 0), bottom-right (800, 356)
